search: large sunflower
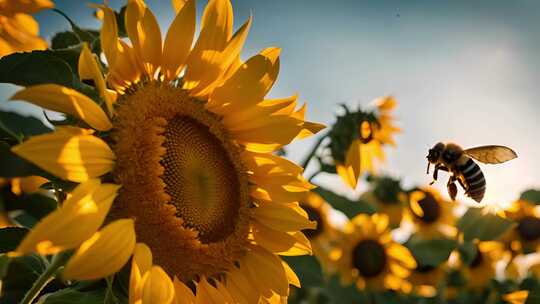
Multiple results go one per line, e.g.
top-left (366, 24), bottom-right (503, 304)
top-left (328, 96), bottom-right (399, 189)
top-left (0, 0), bottom-right (53, 57)
top-left (334, 213), bottom-right (416, 291)
top-left (9, 0), bottom-right (323, 301)
top-left (406, 188), bottom-right (456, 239)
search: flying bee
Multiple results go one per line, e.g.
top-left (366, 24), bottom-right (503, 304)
top-left (426, 142), bottom-right (517, 203)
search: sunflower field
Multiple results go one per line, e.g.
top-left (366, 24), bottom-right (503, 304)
top-left (0, 0), bottom-right (539, 303)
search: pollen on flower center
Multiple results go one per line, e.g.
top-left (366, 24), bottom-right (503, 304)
top-left (111, 83), bottom-right (251, 281)
top-left (162, 116), bottom-right (241, 243)
top-left (352, 239), bottom-right (387, 278)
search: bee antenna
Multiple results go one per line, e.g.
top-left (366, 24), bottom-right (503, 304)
top-left (426, 162), bottom-right (431, 175)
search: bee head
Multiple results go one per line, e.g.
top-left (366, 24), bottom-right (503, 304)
top-left (427, 142), bottom-right (445, 163)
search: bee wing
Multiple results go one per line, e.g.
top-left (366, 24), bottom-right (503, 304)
top-left (463, 145), bottom-right (517, 164)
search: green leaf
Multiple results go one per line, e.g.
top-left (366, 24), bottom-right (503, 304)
top-left (4, 193), bottom-right (58, 221)
top-left (458, 240), bottom-right (478, 266)
top-left (39, 288), bottom-right (106, 304)
top-left (406, 237), bottom-right (458, 267)
top-left (51, 31), bottom-right (81, 50)
top-left (324, 275), bottom-right (366, 303)
top-left (1, 254), bottom-right (47, 303)
top-left (53, 9), bottom-right (98, 44)
top-left (0, 50), bottom-right (74, 87)
top-left (520, 189), bottom-right (540, 205)
top-left (283, 255), bottom-right (324, 288)
top-left (0, 142), bottom-right (50, 178)
top-left (0, 111), bottom-right (52, 142)
top-left (457, 208), bottom-right (516, 241)
top-left (0, 227), bottom-right (28, 253)
top-left (313, 186), bottom-right (375, 219)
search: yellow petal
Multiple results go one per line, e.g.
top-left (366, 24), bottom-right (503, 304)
top-left (336, 163), bottom-right (357, 189)
top-left (78, 43), bottom-right (116, 115)
top-left (162, 0), bottom-right (195, 80)
top-left (344, 140), bottom-right (361, 188)
top-left (62, 219), bottom-right (135, 280)
top-left (503, 290), bottom-right (529, 304)
top-left (130, 243), bottom-right (154, 304)
top-left (125, 0), bottom-right (162, 75)
top-left (11, 128), bottom-right (115, 182)
top-left (173, 276), bottom-right (196, 304)
top-left (14, 180), bottom-right (119, 256)
top-left (252, 222), bottom-right (312, 256)
top-left (99, 5), bottom-right (119, 67)
top-left (242, 245), bottom-right (289, 297)
top-left (387, 243), bottom-right (416, 269)
top-left (195, 277), bottom-right (227, 304)
top-left (282, 261), bottom-right (300, 288)
top-left (184, 12), bottom-right (251, 97)
top-left (210, 47), bottom-right (280, 110)
top-left (226, 267), bottom-right (255, 304)
top-left (11, 84), bottom-right (112, 131)
top-left (253, 201), bottom-right (315, 232)
top-left (141, 266), bottom-right (175, 304)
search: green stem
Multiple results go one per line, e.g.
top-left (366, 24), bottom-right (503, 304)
top-left (20, 254), bottom-right (68, 304)
top-left (300, 133), bottom-right (327, 170)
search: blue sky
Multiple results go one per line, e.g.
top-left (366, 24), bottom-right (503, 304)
top-left (2, 0), bottom-right (539, 206)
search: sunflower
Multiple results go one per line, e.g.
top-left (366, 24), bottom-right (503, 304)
top-left (9, 0), bottom-right (323, 301)
top-left (404, 260), bottom-right (447, 298)
top-left (299, 191), bottom-right (339, 274)
top-left (0, 0), bottom-right (53, 57)
top-left (327, 96), bottom-right (399, 189)
top-left (334, 213), bottom-right (417, 291)
top-left (460, 241), bottom-right (504, 291)
top-left (406, 188), bottom-right (456, 239)
top-left (360, 175), bottom-right (406, 228)
top-left (502, 199), bottom-right (540, 254)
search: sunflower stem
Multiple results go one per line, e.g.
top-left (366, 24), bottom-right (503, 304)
top-left (300, 133), bottom-right (327, 170)
top-left (19, 253), bottom-right (69, 304)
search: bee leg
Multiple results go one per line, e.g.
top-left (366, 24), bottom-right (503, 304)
top-left (430, 164), bottom-right (448, 185)
top-left (457, 177), bottom-right (468, 193)
top-left (447, 176), bottom-right (458, 201)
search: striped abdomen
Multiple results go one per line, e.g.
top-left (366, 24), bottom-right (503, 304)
top-left (458, 158), bottom-right (486, 202)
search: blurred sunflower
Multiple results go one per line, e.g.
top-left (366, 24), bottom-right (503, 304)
top-left (0, 0), bottom-right (53, 57)
top-left (404, 261), bottom-right (447, 298)
top-left (502, 199), bottom-right (540, 254)
top-left (334, 213), bottom-right (416, 291)
top-left (503, 290), bottom-right (529, 304)
top-left (460, 241), bottom-right (505, 291)
top-left (299, 192), bottom-right (339, 274)
top-left (327, 96), bottom-right (399, 189)
top-left (360, 175), bottom-right (406, 228)
top-left (9, 0), bottom-right (323, 301)
top-left (406, 188), bottom-right (456, 239)
top-left (0, 175), bottom-right (48, 227)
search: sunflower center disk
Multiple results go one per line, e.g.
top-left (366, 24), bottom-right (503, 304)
top-left (352, 239), bottom-right (387, 278)
top-left (517, 216), bottom-right (540, 241)
top-left (301, 205), bottom-right (324, 239)
top-left (415, 193), bottom-right (440, 223)
top-left (162, 116), bottom-right (240, 243)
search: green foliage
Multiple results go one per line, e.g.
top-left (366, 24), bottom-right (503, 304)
top-left (0, 227), bottom-right (28, 253)
top-left (51, 31), bottom-right (80, 50)
top-left (457, 240), bottom-right (478, 266)
top-left (2, 192), bottom-right (58, 228)
top-left (314, 186), bottom-right (376, 218)
top-left (0, 111), bottom-right (52, 143)
top-left (0, 255), bottom-right (47, 303)
top-left (406, 237), bottom-right (458, 267)
top-left (38, 289), bottom-right (106, 304)
top-left (457, 207), bottom-right (516, 241)
top-left (284, 255), bottom-right (324, 288)
top-left (520, 189), bottom-right (540, 205)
